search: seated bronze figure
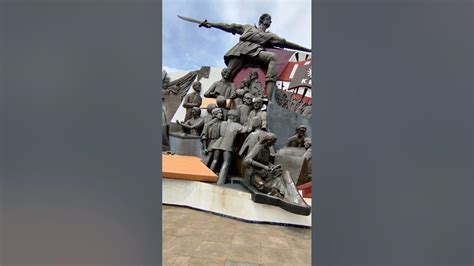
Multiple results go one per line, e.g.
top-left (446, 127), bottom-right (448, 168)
top-left (177, 107), bottom-right (204, 136)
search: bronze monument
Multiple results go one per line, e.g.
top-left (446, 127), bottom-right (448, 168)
top-left (178, 13), bottom-right (311, 100)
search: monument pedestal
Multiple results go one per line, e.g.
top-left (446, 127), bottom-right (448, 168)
top-left (169, 132), bottom-right (202, 157)
top-left (162, 178), bottom-right (311, 227)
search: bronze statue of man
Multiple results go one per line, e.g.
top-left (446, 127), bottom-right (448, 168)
top-left (238, 78), bottom-right (250, 93)
top-left (177, 107), bottom-right (204, 136)
top-left (248, 70), bottom-right (265, 98)
top-left (284, 125), bottom-right (307, 148)
top-left (244, 133), bottom-right (311, 214)
top-left (236, 93), bottom-right (253, 125)
top-left (239, 117), bottom-right (268, 157)
top-left (247, 97), bottom-right (267, 129)
top-left (216, 95), bottom-right (228, 121)
top-left (192, 13), bottom-right (311, 100)
top-left (203, 103), bottom-right (217, 125)
top-left (182, 81), bottom-right (203, 121)
top-left (210, 110), bottom-right (247, 185)
top-left (233, 88), bottom-right (247, 108)
top-left (204, 68), bottom-right (236, 100)
top-left (243, 133), bottom-right (283, 197)
top-left (201, 108), bottom-right (223, 166)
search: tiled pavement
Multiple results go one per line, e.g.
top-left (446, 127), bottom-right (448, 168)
top-left (163, 205), bottom-right (312, 266)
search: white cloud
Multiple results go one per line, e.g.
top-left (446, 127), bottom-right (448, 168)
top-left (163, 65), bottom-right (192, 73)
top-left (163, 0), bottom-right (312, 69)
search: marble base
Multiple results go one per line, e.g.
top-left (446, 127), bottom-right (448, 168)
top-left (162, 178), bottom-right (312, 227)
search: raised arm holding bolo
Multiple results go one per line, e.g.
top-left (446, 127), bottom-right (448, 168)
top-left (179, 13), bottom-right (311, 100)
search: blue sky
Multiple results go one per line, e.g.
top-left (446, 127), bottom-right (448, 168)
top-left (163, 0), bottom-right (312, 72)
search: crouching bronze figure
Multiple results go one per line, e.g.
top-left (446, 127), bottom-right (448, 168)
top-left (242, 133), bottom-right (311, 215)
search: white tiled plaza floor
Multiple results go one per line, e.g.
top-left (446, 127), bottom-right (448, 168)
top-left (163, 205), bottom-right (311, 266)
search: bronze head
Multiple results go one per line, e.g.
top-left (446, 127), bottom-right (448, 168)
top-left (216, 96), bottom-right (227, 108)
top-left (253, 97), bottom-right (263, 110)
top-left (221, 68), bottom-right (231, 80)
top-left (296, 125), bottom-right (307, 137)
top-left (227, 109), bottom-right (239, 122)
top-left (260, 132), bottom-right (277, 147)
top-left (192, 81), bottom-right (202, 91)
top-left (259, 13), bottom-right (272, 29)
top-left (243, 93), bottom-right (253, 105)
top-left (211, 108), bottom-right (223, 120)
top-left (191, 107), bottom-right (201, 117)
top-left (207, 103), bottom-right (217, 114)
top-left (249, 70), bottom-right (259, 80)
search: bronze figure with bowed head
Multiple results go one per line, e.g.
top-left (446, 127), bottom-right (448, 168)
top-left (243, 133), bottom-right (311, 215)
top-left (239, 117), bottom-right (269, 158)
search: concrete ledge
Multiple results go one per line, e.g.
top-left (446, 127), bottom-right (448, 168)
top-left (163, 178), bottom-right (312, 227)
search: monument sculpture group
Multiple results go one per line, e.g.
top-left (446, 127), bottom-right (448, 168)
top-left (163, 13), bottom-right (312, 215)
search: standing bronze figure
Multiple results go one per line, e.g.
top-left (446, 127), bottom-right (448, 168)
top-left (248, 97), bottom-right (267, 129)
top-left (182, 81), bottom-right (203, 121)
top-left (203, 103), bottom-right (217, 125)
top-left (236, 93), bottom-right (253, 125)
top-left (247, 70), bottom-right (265, 98)
top-left (201, 108), bottom-right (223, 166)
top-left (210, 110), bottom-right (247, 185)
top-left (216, 95), bottom-right (228, 121)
